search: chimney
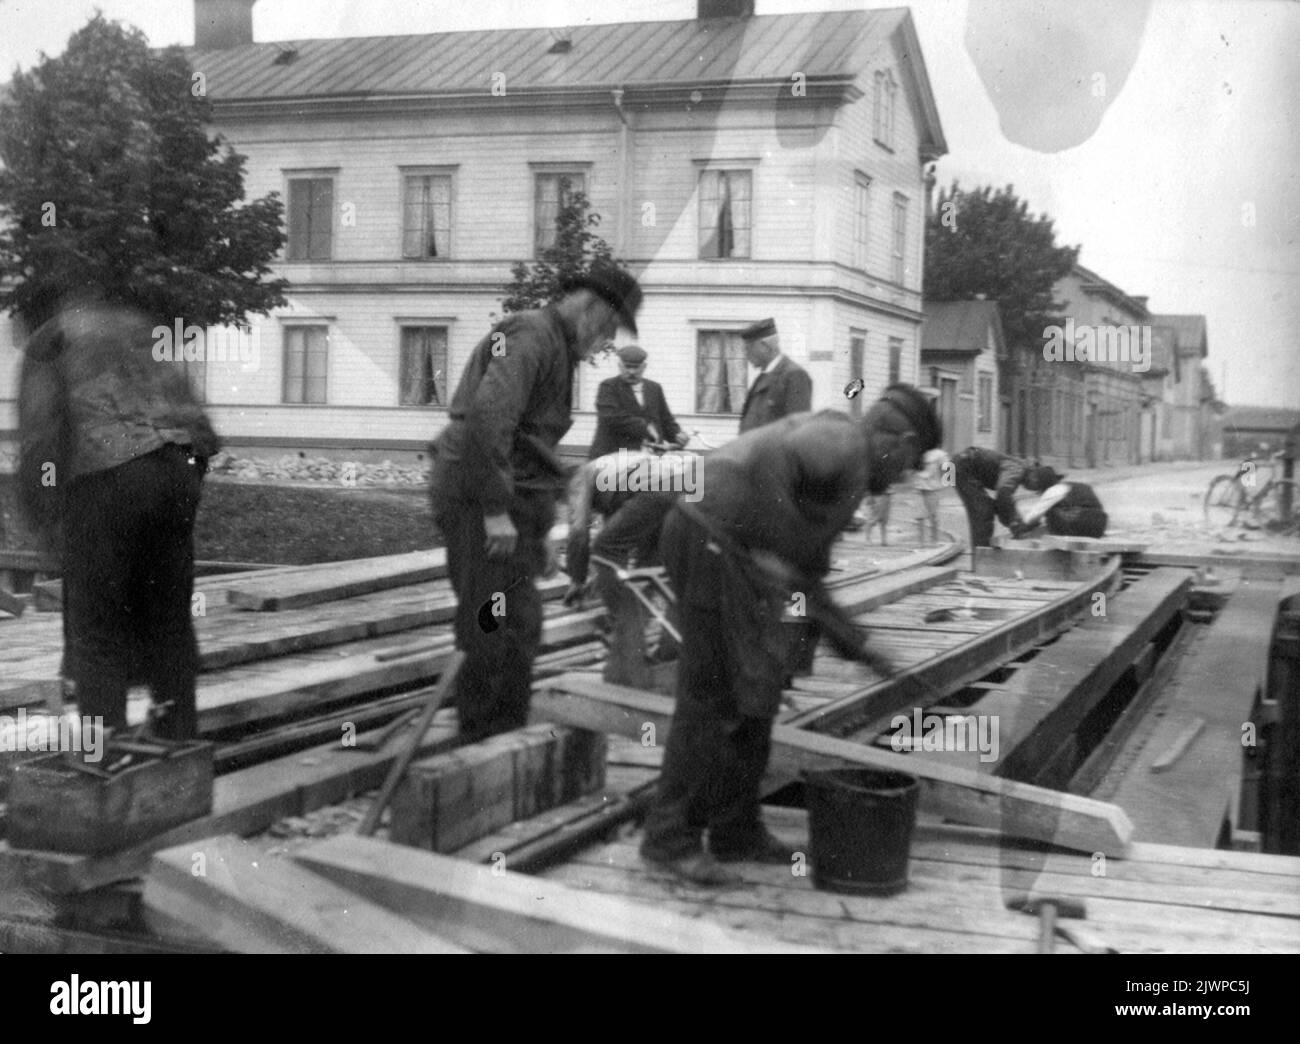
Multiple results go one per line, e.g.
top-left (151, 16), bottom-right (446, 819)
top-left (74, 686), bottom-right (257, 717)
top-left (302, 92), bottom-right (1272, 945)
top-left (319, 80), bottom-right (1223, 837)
top-left (698, 0), bottom-right (755, 18)
top-left (194, 0), bottom-right (256, 49)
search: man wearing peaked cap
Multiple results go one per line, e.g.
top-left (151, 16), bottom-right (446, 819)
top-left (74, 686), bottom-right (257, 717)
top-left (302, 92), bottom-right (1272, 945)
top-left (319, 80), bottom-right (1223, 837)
top-left (738, 318), bottom-right (812, 433)
top-left (430, 262), bottom-right (642, 742)
top-left (588, 344), bottom-right (688, 459)
top-left (639, 383), bottom-right (943, 886)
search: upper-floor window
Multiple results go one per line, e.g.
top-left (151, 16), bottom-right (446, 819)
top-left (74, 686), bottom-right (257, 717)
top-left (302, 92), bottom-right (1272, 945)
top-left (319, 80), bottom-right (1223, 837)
top-left (892, 193), bottom-right (909, 285)
top-left (535, 170), bottom-right (587, 255)
top-left (873, 70), bottom-right (897, 149)
top-left (853, 172), bottom-right (871, 271)
top-left (402, 172), bottom-right (453, 259)
top-left (696, 329), bottom-right (750, 413)
top-left (399, 325), bottom-right (449, 406)
top-left (286, 176), bottom-right (334, 261)
top-left (699, 169), bottom-right (752, 259)
top-left (283, 325), bottom-right (328, 404)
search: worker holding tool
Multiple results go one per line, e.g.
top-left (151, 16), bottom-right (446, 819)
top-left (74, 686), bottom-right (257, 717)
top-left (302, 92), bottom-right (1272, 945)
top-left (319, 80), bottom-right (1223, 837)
top-left (429, 263), bottom-right (643, 742)
top-left (1010, 466), bottom-right (1109, 539)
top-left (639, 384), bottom-right (943, 886)
top-left (587, 345), bottom-right (688, 459)
top-left (950, 446), bottom-right (1055, 547)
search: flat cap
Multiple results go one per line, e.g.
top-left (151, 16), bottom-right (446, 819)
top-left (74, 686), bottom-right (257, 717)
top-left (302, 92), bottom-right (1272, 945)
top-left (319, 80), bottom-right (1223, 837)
top-left (740, 318), bottom-right (777, 342)
top-left (616, 344), bottom-right (647, 364)
top-left (879, 383), bottom-right (943, 453)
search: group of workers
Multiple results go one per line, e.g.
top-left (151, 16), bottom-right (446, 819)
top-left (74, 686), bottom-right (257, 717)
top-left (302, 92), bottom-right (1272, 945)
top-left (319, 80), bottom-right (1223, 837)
top-left (17, 263), bottom-right (1106, 889)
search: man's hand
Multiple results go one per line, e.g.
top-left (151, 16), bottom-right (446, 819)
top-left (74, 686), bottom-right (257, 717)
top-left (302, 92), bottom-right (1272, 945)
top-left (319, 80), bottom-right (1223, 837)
top-left (562, 581), bottom-right (587, 608)
top-left (483, 512), bottom-right (518, 560)
top-left (672, 431), bottom-right (690, 448)
top-left (542, 541), bottom-right (560, 579)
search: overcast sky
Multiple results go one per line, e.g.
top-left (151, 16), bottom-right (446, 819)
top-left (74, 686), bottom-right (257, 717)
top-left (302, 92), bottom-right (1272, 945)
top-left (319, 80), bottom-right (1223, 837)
top-left (2, 0), bottom-right (1296, 409)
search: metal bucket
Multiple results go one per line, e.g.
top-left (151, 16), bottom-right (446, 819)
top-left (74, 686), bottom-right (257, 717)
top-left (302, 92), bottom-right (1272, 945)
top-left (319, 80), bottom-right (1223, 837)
top-left (804, 768), bottom-right (919, 896)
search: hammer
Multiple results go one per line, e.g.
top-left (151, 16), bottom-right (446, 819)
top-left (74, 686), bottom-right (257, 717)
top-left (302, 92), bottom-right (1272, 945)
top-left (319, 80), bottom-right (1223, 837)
top-left (1004, 893), bottom-right (1116, 954)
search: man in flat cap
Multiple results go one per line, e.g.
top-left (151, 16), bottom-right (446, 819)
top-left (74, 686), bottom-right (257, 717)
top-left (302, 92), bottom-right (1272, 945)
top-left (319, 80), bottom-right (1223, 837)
top-left (430, 262), bottom-right (642, 741)
top-left (640, 384), bottom-right (942, 886)
top-left (588, 344), bottom-right (688, 459)
top-left (737, 318), bottom-right (812, 434)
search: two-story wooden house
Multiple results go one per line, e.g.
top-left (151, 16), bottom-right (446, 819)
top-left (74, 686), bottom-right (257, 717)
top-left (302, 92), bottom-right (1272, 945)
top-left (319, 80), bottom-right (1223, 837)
top-left (0, 0), bottom-right (948, 464)
top-left (919, 298), bottom-right (1003, 454)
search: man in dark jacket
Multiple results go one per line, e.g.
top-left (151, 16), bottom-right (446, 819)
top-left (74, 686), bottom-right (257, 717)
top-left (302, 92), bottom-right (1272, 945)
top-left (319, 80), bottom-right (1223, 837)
top-left (737, 318), bottom-right (813, 433)
top-left (639, 384), bottom-right (942, 886)
top-left (429, 264), bottom-right (642, 742)
top-left (950, 446), bottom-right (1047, 547)
top-left (18, 295), bottom-right (221, 740)
top-left (1012, 466), bottom-right (1109, 539)
top-left (588, 345), bottom-right (687, 458)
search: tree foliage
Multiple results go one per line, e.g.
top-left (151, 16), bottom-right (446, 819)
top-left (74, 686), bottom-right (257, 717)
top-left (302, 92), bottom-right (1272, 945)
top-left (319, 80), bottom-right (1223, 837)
top-left (501, 179), bottom-right (626, 314)
top-left (0, 14), bottom-right (288, 329)
top-left (925, 181), bottom-right (1080, 353)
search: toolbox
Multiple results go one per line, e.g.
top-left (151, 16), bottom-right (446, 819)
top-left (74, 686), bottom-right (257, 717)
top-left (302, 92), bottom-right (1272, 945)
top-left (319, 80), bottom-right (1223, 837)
top-left (6, 738), bottom-right (214, 854)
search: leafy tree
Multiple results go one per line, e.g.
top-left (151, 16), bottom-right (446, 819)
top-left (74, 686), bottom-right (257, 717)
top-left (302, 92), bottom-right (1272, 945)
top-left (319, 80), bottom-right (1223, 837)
top-left (501, 179), bottom-right (627, 314)
top-left (0, 14), bottom-right (288, 330)
top-left (925, 182), bottom-right (1079, 353)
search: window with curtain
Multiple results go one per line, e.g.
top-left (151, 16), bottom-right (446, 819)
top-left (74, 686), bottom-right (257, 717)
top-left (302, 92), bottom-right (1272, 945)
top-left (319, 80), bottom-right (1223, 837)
top-left (695, 329), bottom-right (750, 413)
top-left (698, 170), bottom-right (752, 259)
top-left (892, 193), bottom-right (908, 285)
top-left (399, 326), bottom-right (448, 406)
top-left (853, 173), bottom-right (871, 271)
top-left (287, 177), bottom-right (333, 261)
top-left (402, 174), bottom-right (452, 259)
top-left (888, 337), bottom-right (903, 386)
top-left (534, 171), bottom-right (586, 255)
top-left (283, 326), bottom-right (328, 404)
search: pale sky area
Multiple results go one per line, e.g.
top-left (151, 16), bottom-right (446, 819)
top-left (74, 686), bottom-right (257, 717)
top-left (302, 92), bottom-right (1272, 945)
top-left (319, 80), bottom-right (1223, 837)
top-left (1, 0), bottom-right (1297, 408)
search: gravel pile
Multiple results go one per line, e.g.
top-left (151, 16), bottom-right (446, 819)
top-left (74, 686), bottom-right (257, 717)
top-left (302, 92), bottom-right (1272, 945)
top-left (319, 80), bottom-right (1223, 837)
top-left (207, 451), bottom-right (429, 487)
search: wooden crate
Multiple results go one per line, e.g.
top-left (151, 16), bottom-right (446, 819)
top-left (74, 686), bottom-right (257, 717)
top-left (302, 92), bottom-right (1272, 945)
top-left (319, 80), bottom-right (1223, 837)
top-left (7, 742), bottom-right (214, 855)
top-left (390, 725), bottom-right (606, 854)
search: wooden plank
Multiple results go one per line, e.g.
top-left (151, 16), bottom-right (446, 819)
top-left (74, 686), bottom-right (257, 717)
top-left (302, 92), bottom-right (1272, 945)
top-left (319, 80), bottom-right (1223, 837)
top-left (962, 568), bottom-right (1191, 783)
top-left (142, 835), bottom-right (467, 953)
top-left (781, 554), bottom-right (1122, 737)
top-left (292, 834), bottom-right (825, 953)
top-left (1101, 579), bottom-right (1283, 847)
top-left (225, 549), bottom-right (449, 611)
top-left (532, 675), bottom-right (1134, 856)
top-left (1140, 549), bottom-right (1300, 578)
top-left (1150, 717), bottom-right (1205, 773)
top-left (0, 587), bottom-right (26, 618)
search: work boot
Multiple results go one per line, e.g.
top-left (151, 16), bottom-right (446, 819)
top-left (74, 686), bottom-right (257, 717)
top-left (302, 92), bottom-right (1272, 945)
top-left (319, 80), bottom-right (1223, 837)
top-left (640, 847), bottom-right (743, 887)
top-left (711, 829), bottom-right (794, 865)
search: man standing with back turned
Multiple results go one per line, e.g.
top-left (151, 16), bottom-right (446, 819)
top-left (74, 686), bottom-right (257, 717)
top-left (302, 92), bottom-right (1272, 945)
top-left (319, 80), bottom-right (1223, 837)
top-left (639, 384), bottom-right (943, 885)
top-left (430, 263), bottom-right (642, 742)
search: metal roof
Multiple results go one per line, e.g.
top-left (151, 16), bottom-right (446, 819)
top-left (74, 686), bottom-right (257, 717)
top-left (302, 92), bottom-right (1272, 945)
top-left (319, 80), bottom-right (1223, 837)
top-left (921, 299), bottom-right (1004, 354)
top-left (187, 10), bottom-right (907, 100)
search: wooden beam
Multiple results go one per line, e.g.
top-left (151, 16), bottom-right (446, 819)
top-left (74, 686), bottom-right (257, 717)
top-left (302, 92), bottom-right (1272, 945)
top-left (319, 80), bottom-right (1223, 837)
top-left (224, 549), bottom-right (449, 611)
top-left (781, 554), bottom-right (1122, 737)
top-left (143, 835), bottom-right (467, 953)
top-left (531, 675), bottom-right (1134, 856)
top-left (292, 834), bottom-right (824, 953)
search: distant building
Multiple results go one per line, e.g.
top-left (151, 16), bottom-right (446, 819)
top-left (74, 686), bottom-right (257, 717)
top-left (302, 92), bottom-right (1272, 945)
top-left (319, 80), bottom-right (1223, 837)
top-left (1146, 313), bottom-right (1210, 460)
top-left (1217, 406), bottom-right (1300, 461)
top-left (0, 1), bottom-right (949, 463)
top-left (920, 299), bottom-right (1003, 453)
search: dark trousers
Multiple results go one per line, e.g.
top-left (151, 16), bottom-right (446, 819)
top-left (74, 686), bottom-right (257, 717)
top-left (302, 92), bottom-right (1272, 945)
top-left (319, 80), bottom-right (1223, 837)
top-left (63, 443), bottom-right (203, 739)
top-left (430, 463), bottom-right (554, 743)
top-left (954, 470), bottom-right (1015, 547)
top-left (640, 508), bottom-right (781, 860)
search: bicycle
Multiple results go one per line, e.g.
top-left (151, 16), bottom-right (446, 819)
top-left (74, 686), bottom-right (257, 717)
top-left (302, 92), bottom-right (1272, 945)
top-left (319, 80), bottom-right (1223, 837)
top-left (1203, 452), bottom-right (1300, 533)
